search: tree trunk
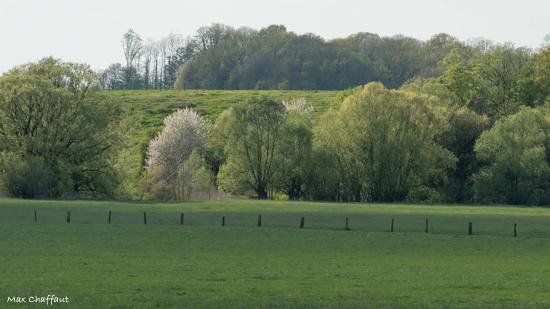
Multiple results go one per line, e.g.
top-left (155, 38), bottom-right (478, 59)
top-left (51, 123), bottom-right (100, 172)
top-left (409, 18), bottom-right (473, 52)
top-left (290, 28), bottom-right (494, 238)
top-left (256, 187), bottom-right (268, 199)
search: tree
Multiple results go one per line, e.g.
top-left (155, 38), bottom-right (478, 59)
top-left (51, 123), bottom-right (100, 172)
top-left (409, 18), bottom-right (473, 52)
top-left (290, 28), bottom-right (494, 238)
top-left (440, 108), bottom-right (490, 202)
top-left (142, 39), bottom-right (156, 89)
top-left (313, 83), bottom-right (455, 202)
top-left (100, 63), bottom-right (125, 90)
top-left (215, 96), bottom-right (286, 199)
top-left (0, 58), bottom-right (121, 198)
top-left (401, 78), bottom-right (491, 202)
top-left (274, 98), bottom-right (314, 199)
top-left (441, 43), bottom-right (534, 118)
top-left (175, 150), bottom-right (213, 201)
top-left (121, 29), bottom-right (143, 89)
top-left (146, 108), bottom-right (210, 185)
top-left (473, 107), bottom-right (550, 204)
top-left (530, 47), bottom-right (550, 105)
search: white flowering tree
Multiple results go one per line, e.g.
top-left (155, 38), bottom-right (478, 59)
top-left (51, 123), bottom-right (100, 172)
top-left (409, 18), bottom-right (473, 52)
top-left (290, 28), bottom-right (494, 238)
top-left (146, 108), bottom-right (210, 184)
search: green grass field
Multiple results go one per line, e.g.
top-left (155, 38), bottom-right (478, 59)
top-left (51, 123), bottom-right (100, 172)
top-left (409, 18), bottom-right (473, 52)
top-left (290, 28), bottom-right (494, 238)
top-left (2, 199), bottom-right (550, 308)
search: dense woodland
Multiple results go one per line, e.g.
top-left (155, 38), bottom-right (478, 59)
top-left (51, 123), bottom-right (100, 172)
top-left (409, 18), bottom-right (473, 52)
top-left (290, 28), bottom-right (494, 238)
top-left (3, 24), bottom-right (550, 204)
top-left (100, 24), bottom-right (459, 91)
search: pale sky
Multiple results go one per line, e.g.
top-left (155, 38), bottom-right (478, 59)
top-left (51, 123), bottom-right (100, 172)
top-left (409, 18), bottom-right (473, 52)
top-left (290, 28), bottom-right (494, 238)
top-left (0, 0), bottom-right (549, 73)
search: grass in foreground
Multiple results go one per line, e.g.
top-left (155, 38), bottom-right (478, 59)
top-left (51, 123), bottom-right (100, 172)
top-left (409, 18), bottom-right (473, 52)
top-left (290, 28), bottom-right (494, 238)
top-left (1, 199), bottom-right (550, 308)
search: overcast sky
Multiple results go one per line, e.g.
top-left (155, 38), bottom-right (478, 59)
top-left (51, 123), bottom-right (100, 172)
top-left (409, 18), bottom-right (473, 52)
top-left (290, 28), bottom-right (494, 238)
top-left (1, 0), bottom-right (549, 73)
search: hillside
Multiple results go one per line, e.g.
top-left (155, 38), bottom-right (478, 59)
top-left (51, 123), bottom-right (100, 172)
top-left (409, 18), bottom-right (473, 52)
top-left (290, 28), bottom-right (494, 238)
top-left (94, 89), bottom-right (344, 195)
top-left (101, 90), bottom-right (343, 133)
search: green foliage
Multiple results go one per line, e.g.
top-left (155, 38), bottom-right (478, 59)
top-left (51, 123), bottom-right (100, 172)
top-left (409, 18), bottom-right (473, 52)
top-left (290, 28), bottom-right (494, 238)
top-left (175, 26), bottom-right (452, 90)
top-left (215, 96), bottom-right (287, 199)
top-left (0, 58), bottom-right (122, 198)
top-left (141, 166), bottom-right (174, 200)
top-left (176, 151), bottom-right (214, 201)
top-left (530, 47), bottom-right (550, 104)
top-left (0, 154), bottom-right (58, 198)
top-left (9, 34), bottom-right (550, 205)
top-left (473, 107), bottom-right (550, 204)
top-left (92, 89), bottom-right (339, 200)
top-left (313, 83), bottom-right (456, 202)
top-left (440, 43), bottom-right (543, 118)
top-left (403, 42), bottom-right (550, 204)
top-left (440, 108), bottom-right (490, 202)
top-left (273, 104), bottom-right (314, 199)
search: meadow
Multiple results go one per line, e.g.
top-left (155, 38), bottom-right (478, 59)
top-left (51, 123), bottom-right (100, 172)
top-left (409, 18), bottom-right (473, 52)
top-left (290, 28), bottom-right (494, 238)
top-left (2, 199), bottom-right (550, 308)
top-left (99, 89), bottom-right (341, 132)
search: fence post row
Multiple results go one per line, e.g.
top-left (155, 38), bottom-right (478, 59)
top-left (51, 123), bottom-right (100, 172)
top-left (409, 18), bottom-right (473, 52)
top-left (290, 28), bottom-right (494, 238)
top-left (32, 211), bottom-right (526, 239)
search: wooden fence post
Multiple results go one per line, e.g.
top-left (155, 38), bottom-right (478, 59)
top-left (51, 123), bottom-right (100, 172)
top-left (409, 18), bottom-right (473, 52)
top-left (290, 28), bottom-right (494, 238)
top-left (514, 223), bottom-right (517, 237)
top-left (425, 218), bottom-right (429, 233)
top-left (180, 213), bottom-right (184, 225)
top-left (345, 217), bottom-right (350, 231)
top-left (66, 211), bottom-right (71, 223)
top-left (390, 218), bottom-right (394, 232)
top-left (34, 210), bottom-right (37, 223)
top-left (300, 217), bottom-right (305, 229)
top-left (222, 216), bottom-right (225, 226)
top-left (468, 222), bottom-right (472, 235)
top-left (144, 212), bottom-right (147, 225)
top-left (108, 211), bottom-right (112, 224)
top-left (257, 215), bottom-right (262, 227)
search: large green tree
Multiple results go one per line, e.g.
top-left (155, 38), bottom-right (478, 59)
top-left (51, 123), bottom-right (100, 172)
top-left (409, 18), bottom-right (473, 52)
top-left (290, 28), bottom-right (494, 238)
top-left (473, 107), bottom-right (550, 204)
top-left (314, 83), bottom-right (455, 202)
top-left (274, 99), bottom-right (314, 200)
top-left (214, 96), bottom-right (286, 199)
top-left (0, 58), bottom-right (121, 198)
top-left (441, 43), bottom-right (537, 118)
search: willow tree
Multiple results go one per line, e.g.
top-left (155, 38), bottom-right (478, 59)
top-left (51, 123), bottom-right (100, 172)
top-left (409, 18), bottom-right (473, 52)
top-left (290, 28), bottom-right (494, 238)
top-left (314, 83), bottom-right (455, 202)
top-left (215, 96), bottom-right (286, 199)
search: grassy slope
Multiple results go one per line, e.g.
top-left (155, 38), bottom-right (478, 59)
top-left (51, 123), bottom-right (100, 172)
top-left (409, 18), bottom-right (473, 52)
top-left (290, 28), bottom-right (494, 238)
top-left (101, 89), bottom-right (341, 133)
top-left (2, 199), bottom-right (550, 308)
top-left (92, 90), bottom-right (342, 196)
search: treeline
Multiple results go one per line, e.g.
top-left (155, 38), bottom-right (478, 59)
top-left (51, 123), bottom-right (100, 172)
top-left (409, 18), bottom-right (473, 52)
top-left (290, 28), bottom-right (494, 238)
top-left (138, 39), bottom-right (550, 205)
top-left (4, 32), bottom-right (550, 205)
top-left (101, 30), bottom-right (193, 90)
top-left (101, 24), bottom-right (461, 90)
